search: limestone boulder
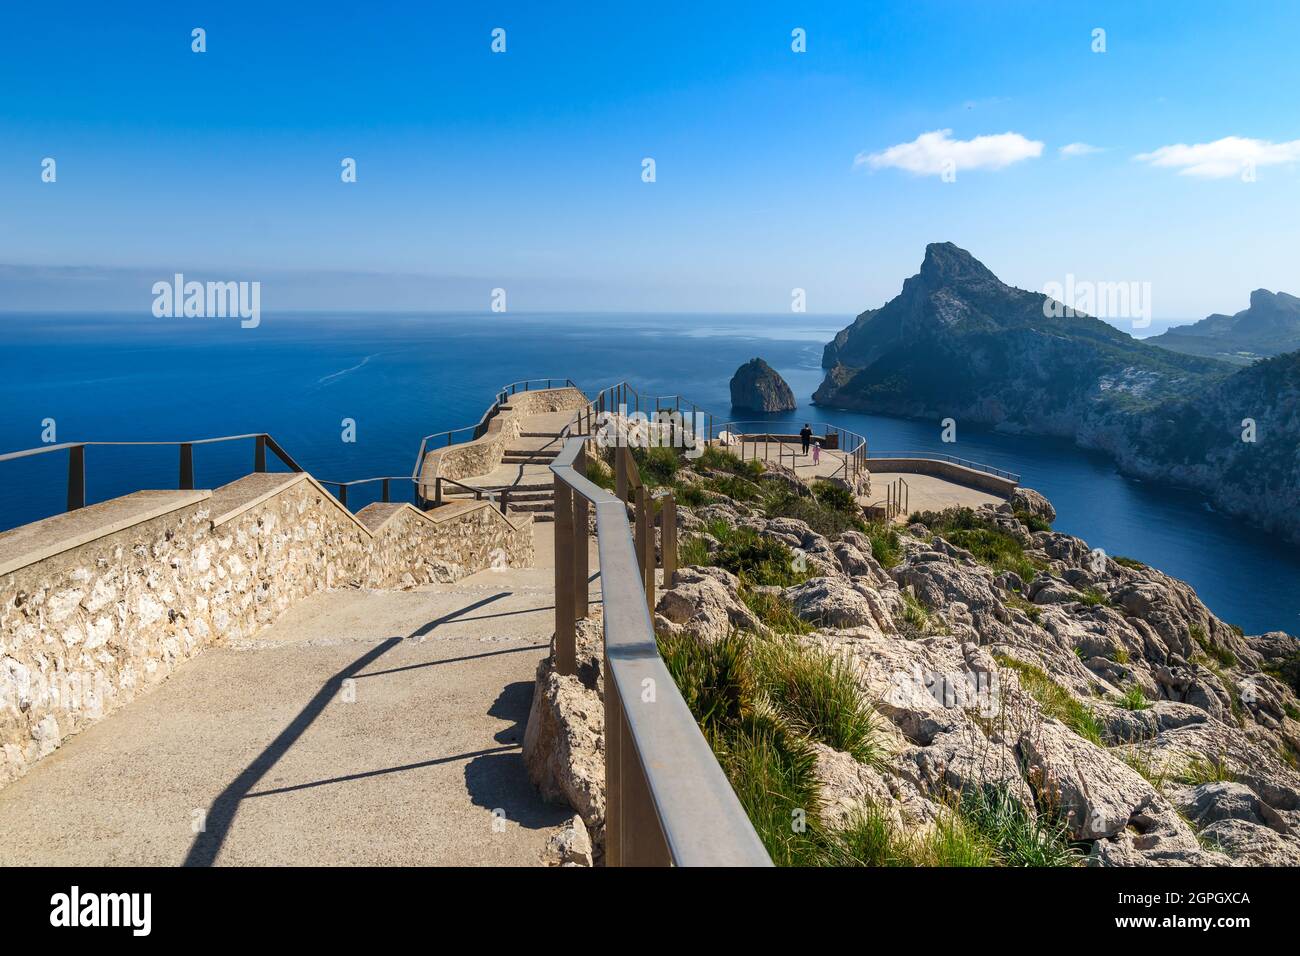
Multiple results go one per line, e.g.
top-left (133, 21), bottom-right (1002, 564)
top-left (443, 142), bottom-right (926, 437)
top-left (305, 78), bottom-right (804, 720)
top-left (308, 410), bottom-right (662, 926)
top-left (786, 577), bottom-right (885, 631)
top-left (654, 566), bottom-right (764, 642)
top-left (522, 652), bottom-right (605, 832)
top-left (542, 813), bottom-right (595, 867)
top-left (1008, 487), bottom-right (1056, 523)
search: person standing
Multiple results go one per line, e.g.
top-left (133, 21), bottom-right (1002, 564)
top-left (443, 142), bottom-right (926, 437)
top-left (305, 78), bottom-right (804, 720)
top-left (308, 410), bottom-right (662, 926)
top-left (799, 423), bottom-right (813, 456)
top-left (812, 438), bottom-right (821, 465)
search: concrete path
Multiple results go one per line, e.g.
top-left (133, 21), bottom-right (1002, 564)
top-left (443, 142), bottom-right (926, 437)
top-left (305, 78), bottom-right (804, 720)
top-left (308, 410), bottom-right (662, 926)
top-left (0, 531), bottom-right (600, 867)
top-left (716, 437), bottom-right (856, 482)
top-left (721, 439), bottom-right (1006, 519)
top-left (866, 470), bottom-right (1003, 515)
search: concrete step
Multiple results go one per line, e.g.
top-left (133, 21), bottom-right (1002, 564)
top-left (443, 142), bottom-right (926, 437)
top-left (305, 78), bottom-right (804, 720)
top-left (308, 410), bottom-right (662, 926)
top-left (443, 485), bottom-right (554, 503)
top-left (508, 501), bottom-right (556, 514)
top-left (518, 431), bottom-right (563, 438)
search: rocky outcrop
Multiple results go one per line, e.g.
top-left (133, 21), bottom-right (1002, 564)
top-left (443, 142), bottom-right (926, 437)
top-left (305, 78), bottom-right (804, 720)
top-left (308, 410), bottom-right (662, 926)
top-left (654, 566), bottom-right (767, 642)
top-left (522, 614), bottom-right (605, 860)
top-left (1008, 487), bottom-right (1056, 523)
top-left (649, 470), bottom-right (1300, 866)
top-left (729, 358), bottom-right (796, 412)
top-left (523, 433), bottom-right (1299, 866)
top-left (813, 242), bottom-right (1300, 544)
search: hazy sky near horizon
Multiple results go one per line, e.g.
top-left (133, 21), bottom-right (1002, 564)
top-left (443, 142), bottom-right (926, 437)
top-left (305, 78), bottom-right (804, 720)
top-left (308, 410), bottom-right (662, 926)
top-left (1, 1), bottom-right (1297, 321)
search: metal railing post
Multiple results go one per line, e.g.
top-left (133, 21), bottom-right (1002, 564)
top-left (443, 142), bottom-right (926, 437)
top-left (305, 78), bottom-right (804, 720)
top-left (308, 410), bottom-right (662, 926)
top-left (605, 674), bottom-right (624, 867)
top-left (338, 484), bottom-right (348, 509)
top-left (66, 445), bottom-right (85, 512)
top-left (254, 435), bottom-right (267, 473)
top-left (615, 446), bottom-right (628, 502)
top-left (636, 487), bottom-right (653, 611)
top-left (179, 443), bottom-right (194, 490)
top-left (621, 715), bottom-right (673, 866)
top-left (574, 444), bottom-right (590, 618)
top-left (381, 478), bottom-right (390, 503)
top-left (554, 477), bottom-right (576, 676)
top-left (662, 493), bottom-right (677, 583)
top-left (435, 477), bottom-right (444, 507)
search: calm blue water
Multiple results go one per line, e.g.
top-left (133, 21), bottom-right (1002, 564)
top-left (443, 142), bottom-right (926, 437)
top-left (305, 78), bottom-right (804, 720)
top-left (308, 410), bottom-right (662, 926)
top-left (2, 311), bottom-right (1297, 636)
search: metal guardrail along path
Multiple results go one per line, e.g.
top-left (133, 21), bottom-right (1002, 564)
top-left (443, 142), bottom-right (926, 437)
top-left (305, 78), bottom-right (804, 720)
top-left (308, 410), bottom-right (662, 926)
top-left (550, 430), bottom-right (772, 867)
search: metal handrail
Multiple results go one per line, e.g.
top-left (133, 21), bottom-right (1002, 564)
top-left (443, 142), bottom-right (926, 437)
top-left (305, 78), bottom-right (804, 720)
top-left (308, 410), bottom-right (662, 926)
top-left (496, 377), bottom-right (579, 401)
top-left (550, 436), bottom-right (771, 866)
top-left (586, 382), bottom-right (720, 448)
top-left (0, 433), bottom-right (303, 519)
top-left (866, 450), bottom-right (1020, 483)
top-left (716, 419), bottom-right (868, 484)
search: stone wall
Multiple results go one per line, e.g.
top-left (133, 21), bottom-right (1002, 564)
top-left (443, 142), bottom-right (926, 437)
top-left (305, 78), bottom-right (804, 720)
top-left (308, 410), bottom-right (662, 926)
top-left (422, 386), bottom-right (589, 485)
top-left (362, 500), bottom-right (534, 588)
top-left (0, 473), bottom-right (532, 788)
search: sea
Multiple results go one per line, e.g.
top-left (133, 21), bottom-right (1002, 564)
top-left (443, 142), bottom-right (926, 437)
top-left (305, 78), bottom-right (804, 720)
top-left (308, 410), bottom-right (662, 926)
top-left (1, 310), bottom-right (1296, 636)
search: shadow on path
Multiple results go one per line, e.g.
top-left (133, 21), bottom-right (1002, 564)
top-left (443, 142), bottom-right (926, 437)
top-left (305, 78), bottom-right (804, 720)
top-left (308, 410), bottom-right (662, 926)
top-left (464, 680), bottom-right (568, 831)
top-left (183, 592), bottom-right (507, 867)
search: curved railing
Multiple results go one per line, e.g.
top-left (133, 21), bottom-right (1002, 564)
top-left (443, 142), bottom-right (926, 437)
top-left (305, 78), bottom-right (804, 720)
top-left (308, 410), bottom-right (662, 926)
top-left (549, 433), bottom-right (771, 866)
top-left (866, 450), bottom-right (1020, 483)
top-left (716, 419), bottom-right (868, 484)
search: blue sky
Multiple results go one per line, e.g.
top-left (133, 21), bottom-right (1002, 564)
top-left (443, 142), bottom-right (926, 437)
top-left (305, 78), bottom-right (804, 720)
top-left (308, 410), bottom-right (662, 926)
top-left (1, 0), bottom-right (1297, 319)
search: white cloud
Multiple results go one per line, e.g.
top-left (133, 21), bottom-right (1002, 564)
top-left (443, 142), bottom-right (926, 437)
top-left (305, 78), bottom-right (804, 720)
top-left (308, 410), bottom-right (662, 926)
top-left (1059, 142), bottom-right (1103, 157)
top-left (855, 129), bottom-right (1043, 177)
top-left (1134, 136), bottom-right (1300, 178)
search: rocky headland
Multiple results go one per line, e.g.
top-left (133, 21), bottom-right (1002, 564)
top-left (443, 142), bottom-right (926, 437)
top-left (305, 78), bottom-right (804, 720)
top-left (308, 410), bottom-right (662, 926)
top-left (814, 243), bottom-right (1300, 544)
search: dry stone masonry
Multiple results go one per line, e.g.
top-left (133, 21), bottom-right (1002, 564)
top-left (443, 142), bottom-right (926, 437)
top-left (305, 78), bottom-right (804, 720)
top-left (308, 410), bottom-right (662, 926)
top-left (0, 472), bottom-right (533, 787)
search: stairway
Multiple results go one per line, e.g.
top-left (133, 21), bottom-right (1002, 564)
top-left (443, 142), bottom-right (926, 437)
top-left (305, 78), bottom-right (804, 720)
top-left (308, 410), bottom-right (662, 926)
top-left (439, 431), bottom-right (566, 522)
top-left (501, 446), bottom-right (561, 465)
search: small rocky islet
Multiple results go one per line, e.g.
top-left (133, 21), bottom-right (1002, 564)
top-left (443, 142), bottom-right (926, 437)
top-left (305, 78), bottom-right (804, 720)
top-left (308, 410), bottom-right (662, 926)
top-left (729, 357), bottom-right (797, 413)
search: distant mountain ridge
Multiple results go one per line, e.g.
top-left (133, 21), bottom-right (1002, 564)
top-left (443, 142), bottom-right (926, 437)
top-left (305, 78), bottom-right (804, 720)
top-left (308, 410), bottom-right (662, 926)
top-left (1147, 289), bottom-right (1300, 365)
top-left (815, 243), bottom-right (1300, 542)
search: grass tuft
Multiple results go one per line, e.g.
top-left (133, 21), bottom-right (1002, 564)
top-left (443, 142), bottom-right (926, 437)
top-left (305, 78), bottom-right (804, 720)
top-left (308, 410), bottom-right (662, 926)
top-left (1175, 753), bottom-right (1238, 786)
top-left (751, 638), bottom-right (879, 763)
top-left (740, 588), bottom-right (812, 636)
top-left (995, 654), bottom-right (1105, 745)
top-left (1117, 684), bottom-right (1150, 711)
top-left (1190, 624), bottom-right (1238, 669)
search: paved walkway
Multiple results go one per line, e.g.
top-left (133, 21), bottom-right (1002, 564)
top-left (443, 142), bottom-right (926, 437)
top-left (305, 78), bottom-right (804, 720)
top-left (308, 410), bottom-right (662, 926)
top-left (0, 530), bottom-right (600, 866)
top-left (865, 470), bottom-right (1003, 515)
top-left (721, 439), bottom-right (1006, 518)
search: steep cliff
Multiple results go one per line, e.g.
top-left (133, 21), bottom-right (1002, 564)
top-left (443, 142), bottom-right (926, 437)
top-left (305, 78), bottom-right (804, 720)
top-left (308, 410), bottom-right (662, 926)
top-left (815, 244), bottom-right (1300, 542)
